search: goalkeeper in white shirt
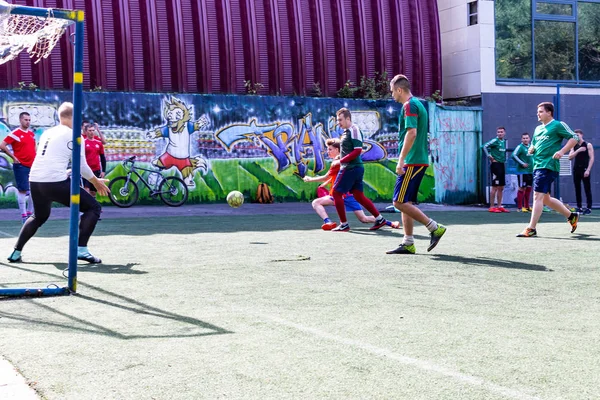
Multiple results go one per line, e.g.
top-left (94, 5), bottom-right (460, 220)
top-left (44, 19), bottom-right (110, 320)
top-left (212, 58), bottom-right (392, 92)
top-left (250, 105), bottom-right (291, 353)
top-left (7, 102), bottom-right (110, 263)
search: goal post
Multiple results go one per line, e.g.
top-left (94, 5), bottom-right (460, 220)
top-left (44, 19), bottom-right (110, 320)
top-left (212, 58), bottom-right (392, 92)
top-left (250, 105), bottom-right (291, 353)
top-left (0, 0), bottom-right (85, 297)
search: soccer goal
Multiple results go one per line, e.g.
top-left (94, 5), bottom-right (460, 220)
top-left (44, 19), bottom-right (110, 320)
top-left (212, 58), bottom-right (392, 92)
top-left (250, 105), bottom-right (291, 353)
top-left (0, 0), bottom-right (85, 297)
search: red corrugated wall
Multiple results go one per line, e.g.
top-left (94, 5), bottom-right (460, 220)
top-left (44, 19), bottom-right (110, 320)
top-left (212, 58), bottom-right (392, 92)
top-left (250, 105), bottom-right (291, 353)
top-left (0, 0), bottom-right (442, 97)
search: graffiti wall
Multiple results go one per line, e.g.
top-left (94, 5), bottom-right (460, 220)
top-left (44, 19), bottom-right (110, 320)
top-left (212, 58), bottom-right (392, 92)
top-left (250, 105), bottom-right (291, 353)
top-left (0, 90), bottom-right (480, 207)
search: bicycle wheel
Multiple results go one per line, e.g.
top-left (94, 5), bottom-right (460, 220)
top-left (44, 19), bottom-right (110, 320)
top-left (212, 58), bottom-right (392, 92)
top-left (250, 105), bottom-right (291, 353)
top-left (108, 176), bottom-right (139, 207)
top-left (159, 176), bottom-right (188, 207)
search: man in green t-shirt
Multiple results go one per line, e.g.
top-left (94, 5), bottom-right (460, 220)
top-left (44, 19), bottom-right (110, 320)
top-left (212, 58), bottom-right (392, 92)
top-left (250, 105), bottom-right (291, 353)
top-left (483, 127), bottom-right (508, 212)
top-left (386, 74), bottom-right (446, 255)
top-left (517, 102), bottom-right (580, 237)
top-left (511, 132), bottom-right (534, 212)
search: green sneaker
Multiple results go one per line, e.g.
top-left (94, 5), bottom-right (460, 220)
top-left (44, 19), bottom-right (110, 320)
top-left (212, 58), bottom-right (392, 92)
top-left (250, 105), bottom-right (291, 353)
top-left (386, 243), bottom-right (416, 254)
top-left (427, 224), bottom-right (447, 252)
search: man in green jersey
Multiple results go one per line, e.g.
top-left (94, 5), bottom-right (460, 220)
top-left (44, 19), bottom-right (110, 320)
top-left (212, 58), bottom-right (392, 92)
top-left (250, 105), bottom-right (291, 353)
top-left (386, 74), bottom-right (446, 255)
top-left (483, 127), bottom-right (508, 212)
top-left (512, 132), bottom-right (534, 212)
top-left (517, 102), bottom-right (580, 237)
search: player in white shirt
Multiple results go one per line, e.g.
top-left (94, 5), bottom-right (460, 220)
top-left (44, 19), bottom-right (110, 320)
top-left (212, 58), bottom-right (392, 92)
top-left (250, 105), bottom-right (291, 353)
top-left (8, 102), bottom-right (110, 264)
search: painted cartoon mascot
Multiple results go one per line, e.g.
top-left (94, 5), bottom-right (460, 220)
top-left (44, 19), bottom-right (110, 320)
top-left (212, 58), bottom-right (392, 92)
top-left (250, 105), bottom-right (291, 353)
top-left (146, 96), bottom-right (209, 187)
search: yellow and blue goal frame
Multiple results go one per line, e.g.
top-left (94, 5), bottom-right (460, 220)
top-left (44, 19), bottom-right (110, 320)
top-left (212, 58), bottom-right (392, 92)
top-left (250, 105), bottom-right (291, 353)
top-left (0, 2), bottom-right (85, 297)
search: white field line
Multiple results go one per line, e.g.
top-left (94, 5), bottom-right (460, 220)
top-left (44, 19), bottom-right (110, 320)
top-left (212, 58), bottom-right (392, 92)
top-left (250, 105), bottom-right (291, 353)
top-left (0, 357), bottom-right (40, 400)
top-left (256, 313), bottom-right (545, 400)
top-left (0, 230), bottom-right (15, 238)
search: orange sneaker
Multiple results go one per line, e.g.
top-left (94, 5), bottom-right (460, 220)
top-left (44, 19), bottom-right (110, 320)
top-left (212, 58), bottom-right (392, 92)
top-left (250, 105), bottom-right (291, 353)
top-left (321, 222), bottom-right (337, 230)
top-left (497, 207), bottom-right (510, 213)
top-left (488, 207), bottom-right (501, 213)
top-left (516, 227), bottom-right (537, 237)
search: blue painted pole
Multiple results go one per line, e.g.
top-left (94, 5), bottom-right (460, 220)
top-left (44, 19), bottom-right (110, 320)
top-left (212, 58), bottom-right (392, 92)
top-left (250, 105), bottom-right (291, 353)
top-left (0, 3), bottom-right (79, 21)
top-left (0, 287), bottom-right (69, 297)
top-left (68, 14), bottom-right (85, 293)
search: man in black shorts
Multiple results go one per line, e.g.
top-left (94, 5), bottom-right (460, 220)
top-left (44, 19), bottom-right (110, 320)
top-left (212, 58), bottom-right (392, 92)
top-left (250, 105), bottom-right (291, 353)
top-left (483, 127), bottom-right (508, 212)
top-left (7, 102), bottom-right (110, 263)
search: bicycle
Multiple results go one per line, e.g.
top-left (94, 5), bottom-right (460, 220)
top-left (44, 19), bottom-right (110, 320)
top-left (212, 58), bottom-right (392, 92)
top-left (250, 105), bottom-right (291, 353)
top-left (108, 156), bottom-right (189, 207)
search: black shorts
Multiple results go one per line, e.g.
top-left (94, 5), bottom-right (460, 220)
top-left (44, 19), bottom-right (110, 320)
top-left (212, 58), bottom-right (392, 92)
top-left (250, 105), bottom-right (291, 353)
top-left (517, 174), bottom-right (533, 188)
top-left (490, 162), bottom-right (506, 187)
top-left (83, 170), bottom-right (102, 191)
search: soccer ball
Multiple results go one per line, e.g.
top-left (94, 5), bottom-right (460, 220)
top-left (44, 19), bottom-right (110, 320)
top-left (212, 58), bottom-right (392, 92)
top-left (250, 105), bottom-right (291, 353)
top-left (226, 190), bottom-right (244, 208)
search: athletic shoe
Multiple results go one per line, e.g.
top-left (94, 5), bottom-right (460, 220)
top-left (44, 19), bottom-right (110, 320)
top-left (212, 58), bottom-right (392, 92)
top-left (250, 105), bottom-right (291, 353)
top-left (77, 252), bottom-right (102, 263)
top-left (21, 214), bottom-right (28, 224)
top-left (386, 243), bottom-right (416, 254)
top-left (488, 207), bottom-right (501, 213)
top-left (543, 206), bottom-right (552, 213)
top-left (331, 223), bottom-right (350, 232)
top-left (390, 221), bottom-right (401, 229)
top-left (321, 222), bottom-right (337, 231)
top-left (497, 207), bottom-right (510, 213)
top-left (521, 207), bottom-right (530, 213)
top-left (569, 212), bottom-right (580, 233)
top-left (516, 227), bottom-right (537, 237)
top-left (427, 224), bottom-right (447, 252)
top-left (369, 217), bottom-right (388, 231)
top-left (7, 249), bottom-right (21, 263)
top-left (526, 207), bottom-right (532, 212)
top-left (583, 208), bottom-right (592, 215)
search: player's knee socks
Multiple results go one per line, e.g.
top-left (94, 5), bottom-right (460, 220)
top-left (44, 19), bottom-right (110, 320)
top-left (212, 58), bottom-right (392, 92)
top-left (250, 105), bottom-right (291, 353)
top-left (524, 187), bottom-right (532, 208)
top-left (332, 191), bottom-right (347, 223)
top-left (517, 191), bottom-right (524, 209)
top-left (425, 219), bottom-right (438, 232)
top-left (350, 190), bottom-right (380, 218)
top-left (25, 192), bottom-right (33, 214)
top-left (17, 192), bottom-right (27, 215)
top-left (79, 203), bottom-right (102, 246)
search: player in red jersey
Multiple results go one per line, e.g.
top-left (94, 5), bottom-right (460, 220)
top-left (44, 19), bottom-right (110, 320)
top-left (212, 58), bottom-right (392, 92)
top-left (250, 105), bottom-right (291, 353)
top-left (82, 123), bottom-right (106, 198)
top-left (0, 112), bottom-right (36, 223)
top-left (304, 138), bottom-right (400, 230)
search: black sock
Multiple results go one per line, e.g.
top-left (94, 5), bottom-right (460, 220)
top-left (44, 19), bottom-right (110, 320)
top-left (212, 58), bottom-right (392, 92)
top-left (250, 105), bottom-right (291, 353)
top-left (568, 212), bottom-right (577, 221)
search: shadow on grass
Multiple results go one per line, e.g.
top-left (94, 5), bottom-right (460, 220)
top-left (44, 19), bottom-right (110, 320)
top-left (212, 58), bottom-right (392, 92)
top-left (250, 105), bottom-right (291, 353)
top-left (0, 263), bottom-right (232, 339)
top-left (17, 261), bottom-right (148, 275)
top-left (540, 233), bottom-right (600, 241)
top-left (428, 254), bottom-right (552, 272)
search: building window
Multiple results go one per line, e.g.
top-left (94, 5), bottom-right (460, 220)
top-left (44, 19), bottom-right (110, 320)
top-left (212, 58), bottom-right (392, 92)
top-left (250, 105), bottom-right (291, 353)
top-left (468, 1), bottom-right (478, 26)
top-left (495, 0), bottom-right (600, 84)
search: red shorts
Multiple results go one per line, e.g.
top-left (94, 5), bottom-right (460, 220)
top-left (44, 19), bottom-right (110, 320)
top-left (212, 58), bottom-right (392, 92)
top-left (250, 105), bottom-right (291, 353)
top-left (159, 153), bottom-right (192, 171)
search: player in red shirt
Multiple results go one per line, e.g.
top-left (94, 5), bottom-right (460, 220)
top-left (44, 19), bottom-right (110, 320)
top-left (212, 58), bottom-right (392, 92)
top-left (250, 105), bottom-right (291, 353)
top-left (303, 138), bottom-right (400, 230)
top-left (82, 123), bottom-right (106, 198)
top-left (0, 112), bottom-right (36, 223)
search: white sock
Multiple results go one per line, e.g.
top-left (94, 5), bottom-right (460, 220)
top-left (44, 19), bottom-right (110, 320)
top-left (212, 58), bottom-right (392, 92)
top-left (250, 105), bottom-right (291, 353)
top-left (425, 219), bottom-right (438, 233)
top-left (77, 246), bottom-right (89, 255)
top-left (402, 235), bottom-right (415, 245)
top-left (17, 192), bottom-right (27, 215)
top-left (376, 215), bottom-right (384, 222)
top-left (26, 194), bottom-right (33, 214)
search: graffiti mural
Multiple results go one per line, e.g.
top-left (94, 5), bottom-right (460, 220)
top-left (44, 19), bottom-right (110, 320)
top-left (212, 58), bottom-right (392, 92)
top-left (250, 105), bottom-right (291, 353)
top-left (0, 90), bottom-right (481, 207)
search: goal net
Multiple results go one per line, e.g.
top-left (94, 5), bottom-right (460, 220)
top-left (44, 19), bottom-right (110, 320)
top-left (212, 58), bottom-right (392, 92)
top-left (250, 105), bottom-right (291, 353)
top-left (0, 0), bottom-right (85, 297)
top-left (0, 0), bottom-right (71, 64)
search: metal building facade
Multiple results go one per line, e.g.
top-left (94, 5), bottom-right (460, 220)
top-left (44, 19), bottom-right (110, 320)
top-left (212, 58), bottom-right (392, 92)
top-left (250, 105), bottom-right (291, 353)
top-left (0, 0), bottom-right (442, 97)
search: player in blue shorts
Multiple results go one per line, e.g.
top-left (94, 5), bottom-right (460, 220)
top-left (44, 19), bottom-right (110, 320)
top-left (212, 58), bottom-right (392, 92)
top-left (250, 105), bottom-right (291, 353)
top-left (386, 74), bottom-right (446, 254)
top-left (330, 108), bottom-right (387, 232)
top-left (304, 138), bottom-right (400, 230)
